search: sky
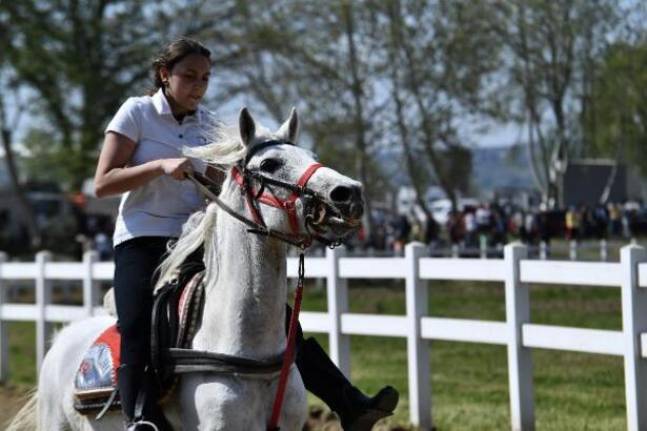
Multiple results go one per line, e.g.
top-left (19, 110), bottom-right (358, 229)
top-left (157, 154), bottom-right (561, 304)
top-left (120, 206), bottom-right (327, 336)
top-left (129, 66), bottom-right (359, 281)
top-left (469, 122), bottom-right (520, 148)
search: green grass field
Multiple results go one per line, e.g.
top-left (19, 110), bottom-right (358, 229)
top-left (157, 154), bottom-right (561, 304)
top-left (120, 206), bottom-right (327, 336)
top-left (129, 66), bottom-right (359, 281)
top-left (1, 277), bottom-right (627, 430)
top-left (299, 278), bottom-right (625, 430)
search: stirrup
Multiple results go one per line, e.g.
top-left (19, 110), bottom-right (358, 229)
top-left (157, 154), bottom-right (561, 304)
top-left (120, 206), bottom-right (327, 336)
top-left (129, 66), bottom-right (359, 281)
top-left (126, 419), bottom-right (160, 431)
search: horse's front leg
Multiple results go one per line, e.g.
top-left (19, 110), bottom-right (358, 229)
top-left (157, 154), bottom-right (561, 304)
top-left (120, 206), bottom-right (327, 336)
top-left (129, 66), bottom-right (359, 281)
top-left (180, 375), bottom-right (264, 430)
top-left (278, 368), bottom-right (308, 431)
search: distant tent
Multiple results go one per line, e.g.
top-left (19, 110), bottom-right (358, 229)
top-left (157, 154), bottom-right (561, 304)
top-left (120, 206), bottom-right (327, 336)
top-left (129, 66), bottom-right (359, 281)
top-left (562, 159), bottom-right (627, 206)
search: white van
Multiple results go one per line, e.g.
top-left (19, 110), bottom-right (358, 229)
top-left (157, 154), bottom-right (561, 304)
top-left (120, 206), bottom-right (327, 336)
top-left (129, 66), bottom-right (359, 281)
top-left (430, 198), bottom-right (480, 225)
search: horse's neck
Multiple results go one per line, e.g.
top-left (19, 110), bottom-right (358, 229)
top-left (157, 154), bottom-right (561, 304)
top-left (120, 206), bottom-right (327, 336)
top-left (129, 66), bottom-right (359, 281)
top-left (193, 188), bottom-right (288, 359)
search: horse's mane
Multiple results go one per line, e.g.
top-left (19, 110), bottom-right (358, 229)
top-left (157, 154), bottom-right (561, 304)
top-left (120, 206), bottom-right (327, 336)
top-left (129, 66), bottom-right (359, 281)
top-left (155, 121), bottom-right (271, 291)
top-left (183, 122), bottom-right (246, 166)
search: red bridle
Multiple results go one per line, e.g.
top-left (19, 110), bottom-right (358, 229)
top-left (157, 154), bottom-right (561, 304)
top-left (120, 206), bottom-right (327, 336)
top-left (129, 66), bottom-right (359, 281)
top-left (231, 162), bottom-right (324, 238)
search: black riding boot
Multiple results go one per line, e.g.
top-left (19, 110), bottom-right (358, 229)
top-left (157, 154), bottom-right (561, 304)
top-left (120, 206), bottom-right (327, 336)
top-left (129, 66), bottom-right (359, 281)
top-left (117, 365), bottom-right (173, 431)
top-left (295, 337), bottom-right (399, 431)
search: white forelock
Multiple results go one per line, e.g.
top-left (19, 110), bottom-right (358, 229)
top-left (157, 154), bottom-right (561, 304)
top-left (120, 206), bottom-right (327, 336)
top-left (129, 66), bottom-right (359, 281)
top-left (182, 122), bottom-right (273, 168)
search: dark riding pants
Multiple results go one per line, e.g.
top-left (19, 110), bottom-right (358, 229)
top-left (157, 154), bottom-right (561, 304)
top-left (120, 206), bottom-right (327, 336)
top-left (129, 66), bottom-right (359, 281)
top-left (113, 236), bottom-right (171, 367)
top-left (113, 236), bottom-right (172, 426)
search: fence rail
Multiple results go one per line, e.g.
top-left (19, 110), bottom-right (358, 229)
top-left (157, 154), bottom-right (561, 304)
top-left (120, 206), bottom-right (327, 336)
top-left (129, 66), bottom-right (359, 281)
top-left (361, 238), bottom-right (636, 262)
top-left (0, 243), bottom-right (646, 431)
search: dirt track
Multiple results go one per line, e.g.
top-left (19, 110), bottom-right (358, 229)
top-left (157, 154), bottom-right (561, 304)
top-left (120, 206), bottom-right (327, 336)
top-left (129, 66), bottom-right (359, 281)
top-left (0, 385), bottom-right (32, 427)
top-left (0, 387), bottom-right (405, 430)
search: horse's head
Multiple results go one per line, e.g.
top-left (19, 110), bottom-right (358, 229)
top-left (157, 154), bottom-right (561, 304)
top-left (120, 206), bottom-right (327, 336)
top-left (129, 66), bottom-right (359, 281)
top-left (230, 107), bottom-right (364, 246)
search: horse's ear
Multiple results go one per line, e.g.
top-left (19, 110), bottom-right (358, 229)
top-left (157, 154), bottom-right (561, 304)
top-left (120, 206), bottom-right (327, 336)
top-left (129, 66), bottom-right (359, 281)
top-left (277, 107), bottom-right (299, 143)
top-left (239, 107), bottom-right (256, 147)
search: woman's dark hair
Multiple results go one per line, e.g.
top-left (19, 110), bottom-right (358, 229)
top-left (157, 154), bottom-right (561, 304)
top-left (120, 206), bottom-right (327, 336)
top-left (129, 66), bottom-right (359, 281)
top-left (150, 37), bottom-right (211, 95)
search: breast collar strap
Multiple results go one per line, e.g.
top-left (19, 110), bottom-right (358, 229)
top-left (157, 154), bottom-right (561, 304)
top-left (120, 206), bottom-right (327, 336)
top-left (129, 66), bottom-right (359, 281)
top-left (231, 162), bottom-right (323, 235)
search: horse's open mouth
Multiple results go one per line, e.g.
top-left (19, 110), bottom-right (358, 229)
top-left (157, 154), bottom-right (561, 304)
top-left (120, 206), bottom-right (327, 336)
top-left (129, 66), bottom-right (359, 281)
top-left (307, 201), bottom-right (362, 238)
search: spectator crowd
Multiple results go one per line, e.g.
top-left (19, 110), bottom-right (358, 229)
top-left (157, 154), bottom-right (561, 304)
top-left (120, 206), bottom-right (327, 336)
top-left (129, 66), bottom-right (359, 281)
top-left (352, 201), bottom-right (647, 255)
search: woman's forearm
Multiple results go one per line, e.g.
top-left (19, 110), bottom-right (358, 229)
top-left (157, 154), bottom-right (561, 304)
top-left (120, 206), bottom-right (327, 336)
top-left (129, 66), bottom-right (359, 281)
top-left (94, 160), bottom-right (162, 198)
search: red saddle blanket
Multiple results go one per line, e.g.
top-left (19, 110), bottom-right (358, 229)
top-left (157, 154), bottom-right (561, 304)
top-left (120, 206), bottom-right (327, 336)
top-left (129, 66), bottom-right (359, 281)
top-left (77, 324), bottom-right (121, 390)
top-left (73, 325), bottom-right (121, 412)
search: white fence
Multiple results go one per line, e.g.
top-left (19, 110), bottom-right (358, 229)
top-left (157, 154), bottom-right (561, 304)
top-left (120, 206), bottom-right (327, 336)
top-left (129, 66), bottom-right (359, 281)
top-left (410, 238), bottom-right (631, 261)
top-left (1, 243), bottom-right (647, 431)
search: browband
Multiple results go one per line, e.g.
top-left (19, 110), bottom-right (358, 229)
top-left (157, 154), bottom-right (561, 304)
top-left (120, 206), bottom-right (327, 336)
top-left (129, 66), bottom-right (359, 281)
top-left (243, 140), bottom-right (294, 167)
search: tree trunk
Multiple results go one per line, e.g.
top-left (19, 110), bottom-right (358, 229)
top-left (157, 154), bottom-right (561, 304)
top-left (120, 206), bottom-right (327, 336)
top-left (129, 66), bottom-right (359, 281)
top-left (386, 0), bottom-right (459, 211)
top-left (386, 8), bottom-right (431, 220)
top-left (341, 1), bottom-right (374, 238)
top-left (0, 126), bottom-right (42, 248)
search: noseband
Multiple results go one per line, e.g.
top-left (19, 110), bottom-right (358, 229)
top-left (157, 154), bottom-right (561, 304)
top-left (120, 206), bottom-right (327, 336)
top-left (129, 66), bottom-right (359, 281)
top-left (188, 139), bottom-right (343, 249)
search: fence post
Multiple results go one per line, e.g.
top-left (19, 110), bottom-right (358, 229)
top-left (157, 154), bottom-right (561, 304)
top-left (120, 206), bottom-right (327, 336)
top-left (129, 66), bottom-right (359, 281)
top-left (405, 242), bottom-right (431, 429)
top-left (504, 243), bottom-right (534, 431)
top-left (569, 240), bottom-right (577, 261)
top-left (0, 252), bottom-right (8, 382)
top-left (620, 245), bottom-right (647, 431)
top-left (314, 247), bottom-right (325, 292)
top-left (83, 251), bottom-right (98, 317)
top-left (35, 250), bottom-right (52, 374)
top-left (479, 236), bottom-right (488, 259)
top-left (600, 239), bottom-right (608, 262)
top-left (326, 246), bottom-right (350, 377)
top-left (539, 241), bottom-right (548, 260)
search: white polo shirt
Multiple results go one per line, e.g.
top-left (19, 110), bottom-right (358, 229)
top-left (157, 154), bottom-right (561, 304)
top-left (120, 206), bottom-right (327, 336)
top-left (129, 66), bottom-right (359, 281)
top-left (105, 88), bottom-right (212, 246)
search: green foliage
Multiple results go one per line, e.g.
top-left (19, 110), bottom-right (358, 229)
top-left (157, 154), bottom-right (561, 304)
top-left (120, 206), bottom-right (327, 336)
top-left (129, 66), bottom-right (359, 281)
top-left (583, 42), bottom-right (647, 176)
top-left (377, 0), bottom-right (499, 205)
top-left (495, 0), bottom-right (623, 202)
top-left (21, 128), bottom-right (81, 189)
top-left (0, 1), bottom-right (185, 190)
top-left (2, 0), bottom-right (647, 204)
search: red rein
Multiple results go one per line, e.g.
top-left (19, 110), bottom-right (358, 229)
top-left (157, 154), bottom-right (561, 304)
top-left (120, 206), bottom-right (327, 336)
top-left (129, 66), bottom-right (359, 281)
top-left (268, 254), bottom-right (305, 431)
top-left (230, 164), bottom-right (322, 430)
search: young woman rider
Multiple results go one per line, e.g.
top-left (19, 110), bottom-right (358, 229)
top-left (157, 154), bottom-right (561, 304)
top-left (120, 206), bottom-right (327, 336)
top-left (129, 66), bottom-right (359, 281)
top-left (94, 37), bottom-right (397, 430)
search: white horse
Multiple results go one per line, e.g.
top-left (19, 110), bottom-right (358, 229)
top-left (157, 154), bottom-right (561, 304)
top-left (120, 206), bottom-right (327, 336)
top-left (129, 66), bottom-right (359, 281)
top-left (8, 107), bottom-right (364, 431)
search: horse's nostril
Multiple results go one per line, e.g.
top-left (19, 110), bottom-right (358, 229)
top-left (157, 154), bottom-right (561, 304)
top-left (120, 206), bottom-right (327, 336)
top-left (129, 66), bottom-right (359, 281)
top-left (330, 186), bottom-right (352, 203)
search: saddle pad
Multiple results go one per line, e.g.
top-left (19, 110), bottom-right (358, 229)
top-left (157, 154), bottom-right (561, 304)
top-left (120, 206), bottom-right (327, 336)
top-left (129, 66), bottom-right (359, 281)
top-left (74, 324), bottom-right (120, 396)
top-left (176, 271), bottom-right (205, 348)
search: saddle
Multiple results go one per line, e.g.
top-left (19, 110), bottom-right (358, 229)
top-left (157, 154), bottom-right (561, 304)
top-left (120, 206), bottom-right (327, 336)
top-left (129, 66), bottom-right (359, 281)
top-left (73, 268), bottom-right (206, 417)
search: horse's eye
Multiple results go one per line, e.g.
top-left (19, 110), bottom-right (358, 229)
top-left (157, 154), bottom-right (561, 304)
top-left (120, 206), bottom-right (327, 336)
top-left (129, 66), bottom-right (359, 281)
top-left (259, 158), bottom-right (283, 173)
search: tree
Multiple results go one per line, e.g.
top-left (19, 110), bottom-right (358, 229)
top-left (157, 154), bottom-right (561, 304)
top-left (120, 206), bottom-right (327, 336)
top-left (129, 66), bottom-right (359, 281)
top-left (380, 0), bottom-right (502, 211)
top-left (204, 1), bottom-right (388, 236)
top-left (496, 0), bottom-right (620, 207)
top-left (0, 66), bottom-right (42, 247)
top-left (583, 41), bottom-right (647, 194)
top-left (200, 0), bottom-right (506, 233)
top-left (0, 0), bottom-right (234, 190)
